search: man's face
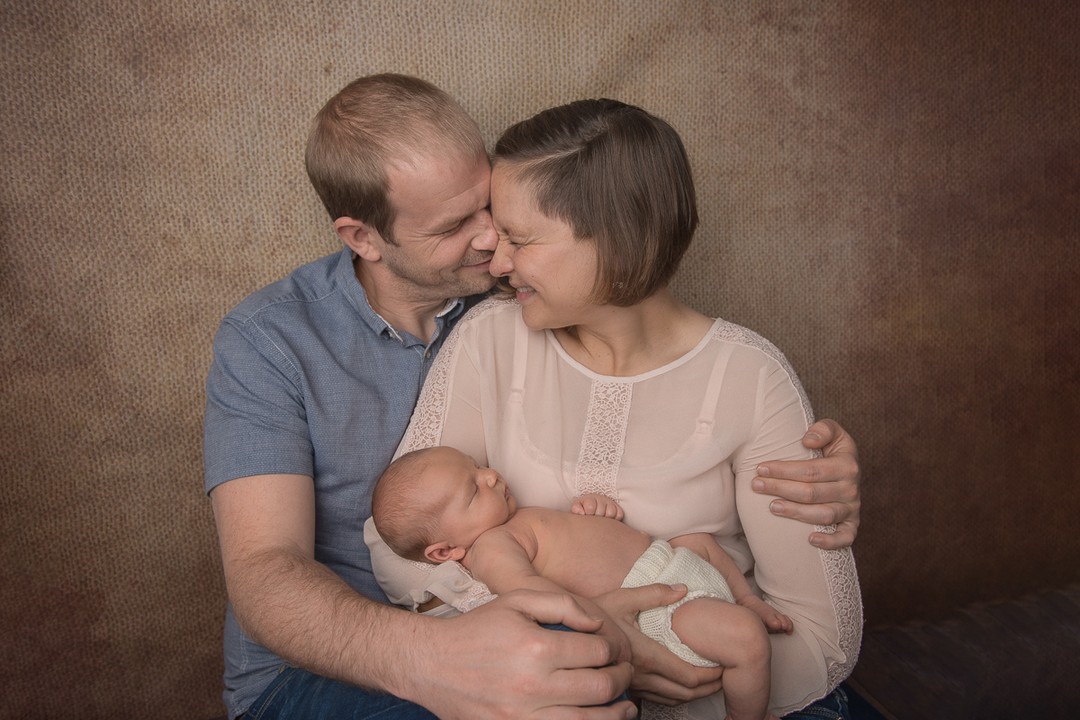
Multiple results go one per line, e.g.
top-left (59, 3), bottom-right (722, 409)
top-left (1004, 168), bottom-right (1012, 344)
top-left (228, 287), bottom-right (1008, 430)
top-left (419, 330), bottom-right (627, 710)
top-left (379, 151), bottom-right (498, 300)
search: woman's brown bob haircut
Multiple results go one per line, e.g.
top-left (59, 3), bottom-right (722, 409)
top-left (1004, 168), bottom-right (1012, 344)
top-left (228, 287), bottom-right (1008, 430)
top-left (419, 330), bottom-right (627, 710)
top-left (305, 74), bottom-right (485, 243)
top-left (494, 99), bottom-right (699, 306)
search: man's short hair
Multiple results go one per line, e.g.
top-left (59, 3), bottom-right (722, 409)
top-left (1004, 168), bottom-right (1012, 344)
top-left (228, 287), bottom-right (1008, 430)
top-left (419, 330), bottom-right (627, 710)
top-left (493, 99), bottom-right (699, 306)
top-left (305, 74), bottom-right (486, 243)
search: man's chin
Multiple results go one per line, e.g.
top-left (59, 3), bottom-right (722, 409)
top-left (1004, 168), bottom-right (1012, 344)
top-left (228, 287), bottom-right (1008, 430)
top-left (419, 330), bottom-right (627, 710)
top-left (457, 274), bottom-right (497, 296)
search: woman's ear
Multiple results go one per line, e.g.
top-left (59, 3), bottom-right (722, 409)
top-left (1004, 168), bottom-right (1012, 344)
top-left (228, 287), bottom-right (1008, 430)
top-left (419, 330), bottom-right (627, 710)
top-left (334, 216), bottom-right (383, 262)
top-left (424, 542), bottom-right (466, 564)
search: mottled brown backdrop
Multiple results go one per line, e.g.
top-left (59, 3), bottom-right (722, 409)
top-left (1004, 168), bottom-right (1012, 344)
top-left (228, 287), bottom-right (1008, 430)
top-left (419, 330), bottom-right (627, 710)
top-left (2, 1), bottom-right (1078, 717)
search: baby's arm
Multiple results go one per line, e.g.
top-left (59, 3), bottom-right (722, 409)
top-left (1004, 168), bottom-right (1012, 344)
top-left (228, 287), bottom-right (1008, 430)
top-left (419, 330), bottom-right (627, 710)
top-left (467, 526), bottom-right (577, 597)
top-left (571, 493), bottom-right (625, 520)
top-left (670, 532), bottom-right (793, 635)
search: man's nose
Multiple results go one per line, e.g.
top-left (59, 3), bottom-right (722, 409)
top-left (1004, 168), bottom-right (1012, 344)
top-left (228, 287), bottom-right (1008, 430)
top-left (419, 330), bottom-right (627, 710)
top-left (470, 211), bottom-right (498, 253)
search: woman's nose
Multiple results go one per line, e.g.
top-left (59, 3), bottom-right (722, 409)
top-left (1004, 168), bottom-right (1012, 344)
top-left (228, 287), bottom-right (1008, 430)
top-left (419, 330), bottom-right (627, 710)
top-left (490, 238), bottom-right (514, 276)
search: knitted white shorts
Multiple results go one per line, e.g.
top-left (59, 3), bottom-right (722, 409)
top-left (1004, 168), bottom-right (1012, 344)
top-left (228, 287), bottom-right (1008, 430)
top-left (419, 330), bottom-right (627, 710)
top-left (621, 539), bottom-right (735, 667)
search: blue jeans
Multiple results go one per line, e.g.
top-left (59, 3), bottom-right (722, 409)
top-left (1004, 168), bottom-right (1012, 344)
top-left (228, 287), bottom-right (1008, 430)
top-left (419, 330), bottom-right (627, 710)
top-left (244, 669), bottom-right (847, 719)
top-left (783, 685), bottom-right (851, 720)
top-left (243, 665), bottom-right (633, 719)
top-left (243, 665), bottom-right (437, 720)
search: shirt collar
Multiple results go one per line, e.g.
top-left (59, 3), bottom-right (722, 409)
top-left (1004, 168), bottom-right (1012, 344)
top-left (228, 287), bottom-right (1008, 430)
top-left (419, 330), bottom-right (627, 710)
top-left (337, 248), bottom-right (467, 345)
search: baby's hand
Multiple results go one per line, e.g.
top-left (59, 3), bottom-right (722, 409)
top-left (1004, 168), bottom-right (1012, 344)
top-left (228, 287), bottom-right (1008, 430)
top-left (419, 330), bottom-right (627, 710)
top-left (738, 595), bottom-right (794, 635)
top-left (571, 493), bottom-right (625, 520)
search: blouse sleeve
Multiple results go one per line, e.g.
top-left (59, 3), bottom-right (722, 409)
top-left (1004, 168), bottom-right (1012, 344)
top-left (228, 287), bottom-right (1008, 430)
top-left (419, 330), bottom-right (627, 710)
top-left (732, 352), bottom-right (862, 714)
top-left (365, 303), bottom-right (499, 613)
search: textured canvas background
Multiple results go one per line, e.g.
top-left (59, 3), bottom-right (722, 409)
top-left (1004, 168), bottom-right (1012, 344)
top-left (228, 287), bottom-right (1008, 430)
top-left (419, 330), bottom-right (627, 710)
top-left (2, 1), bottom-right (1078, 717)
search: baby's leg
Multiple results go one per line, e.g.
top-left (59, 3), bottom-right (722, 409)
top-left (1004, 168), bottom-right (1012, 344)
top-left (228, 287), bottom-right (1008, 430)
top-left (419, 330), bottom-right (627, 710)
top-left (670, 533), bottom-right (793, 634)
top-left (672, 597), bottom-right (773, 720)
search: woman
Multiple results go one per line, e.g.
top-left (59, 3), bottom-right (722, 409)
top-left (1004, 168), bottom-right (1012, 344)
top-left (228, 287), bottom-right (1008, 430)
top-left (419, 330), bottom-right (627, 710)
top-left (369, 99), bottom-right (861, 718)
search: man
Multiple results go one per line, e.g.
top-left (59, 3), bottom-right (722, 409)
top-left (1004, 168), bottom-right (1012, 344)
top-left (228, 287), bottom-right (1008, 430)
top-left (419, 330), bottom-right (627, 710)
top-left (204, 74), bottom-right (861, 720)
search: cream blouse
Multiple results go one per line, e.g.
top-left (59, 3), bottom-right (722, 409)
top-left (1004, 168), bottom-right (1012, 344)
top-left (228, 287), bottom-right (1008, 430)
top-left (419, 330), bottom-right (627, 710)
top-left (366, 297), bottom-right (862, 718)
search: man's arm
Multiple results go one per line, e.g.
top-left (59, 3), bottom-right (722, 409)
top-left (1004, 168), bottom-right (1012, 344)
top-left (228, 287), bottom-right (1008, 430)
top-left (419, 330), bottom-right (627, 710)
top-left (212, 473), bottom-right (637, 719)
top-left (751, 418), bottom-right (861, 549)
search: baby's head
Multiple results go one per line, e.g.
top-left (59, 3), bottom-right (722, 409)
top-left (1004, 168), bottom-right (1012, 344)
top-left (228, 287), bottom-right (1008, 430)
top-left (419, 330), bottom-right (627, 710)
top-left (372, 446), bottom-right (517, 564)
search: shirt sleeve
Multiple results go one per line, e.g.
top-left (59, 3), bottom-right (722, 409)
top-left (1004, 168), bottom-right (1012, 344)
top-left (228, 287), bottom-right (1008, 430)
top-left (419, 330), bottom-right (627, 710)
top-left (731, 353), bottom-right (862, 714)
top-left (203, 317), bottom-right (313, 493)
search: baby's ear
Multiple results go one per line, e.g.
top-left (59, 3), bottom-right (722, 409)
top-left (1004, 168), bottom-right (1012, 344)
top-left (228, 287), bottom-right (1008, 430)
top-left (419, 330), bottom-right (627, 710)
top-left (424, 542), bottom-right (466, 564)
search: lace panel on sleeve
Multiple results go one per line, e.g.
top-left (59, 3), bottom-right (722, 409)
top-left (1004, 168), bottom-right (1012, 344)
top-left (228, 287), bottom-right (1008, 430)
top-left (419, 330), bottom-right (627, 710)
top-left (820, 543), bottom-right (863, 687)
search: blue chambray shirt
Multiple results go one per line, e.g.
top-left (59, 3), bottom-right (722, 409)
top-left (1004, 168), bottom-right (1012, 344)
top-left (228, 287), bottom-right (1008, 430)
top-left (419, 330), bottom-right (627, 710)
top-left (203, 247), bottom-right (471, 718)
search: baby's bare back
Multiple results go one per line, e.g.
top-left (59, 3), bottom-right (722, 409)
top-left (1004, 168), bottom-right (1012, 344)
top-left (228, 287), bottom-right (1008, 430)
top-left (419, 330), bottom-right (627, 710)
top-left (509, 507), bottom-right (653, 598)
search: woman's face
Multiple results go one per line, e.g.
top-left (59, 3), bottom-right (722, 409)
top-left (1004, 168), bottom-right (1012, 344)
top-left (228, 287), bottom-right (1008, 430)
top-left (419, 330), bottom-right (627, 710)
top-left (488, 164), bottom-right (599, 330)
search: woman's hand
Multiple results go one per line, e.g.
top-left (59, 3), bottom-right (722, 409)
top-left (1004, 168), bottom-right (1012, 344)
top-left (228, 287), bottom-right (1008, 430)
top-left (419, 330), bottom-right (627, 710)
top-left (592, 585), bottom-right (724, 705)
top-left (751, 418), bottom-right (861, 549)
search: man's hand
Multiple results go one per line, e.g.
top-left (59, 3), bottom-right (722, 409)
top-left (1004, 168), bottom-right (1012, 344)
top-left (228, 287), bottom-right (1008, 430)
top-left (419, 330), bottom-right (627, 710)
top-left (592, 585), bottom-right (724, 706)
top-left (408, 590), bottom-right (638, 719)
top-left (751, 418), bottom-right (861, 549)
top-left (572, 493), bottom-right (626, 520)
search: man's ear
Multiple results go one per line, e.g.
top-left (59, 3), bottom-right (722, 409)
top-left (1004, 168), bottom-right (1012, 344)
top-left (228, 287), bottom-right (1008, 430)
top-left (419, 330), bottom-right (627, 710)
top-left (334, 216), bottom-right (383, 263)
top-left (424, 542), bottom-right (466, 564)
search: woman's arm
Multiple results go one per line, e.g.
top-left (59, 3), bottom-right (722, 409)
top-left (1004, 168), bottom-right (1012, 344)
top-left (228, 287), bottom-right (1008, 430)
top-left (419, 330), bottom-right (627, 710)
top-left (735, 361), bottom-right (862, 715)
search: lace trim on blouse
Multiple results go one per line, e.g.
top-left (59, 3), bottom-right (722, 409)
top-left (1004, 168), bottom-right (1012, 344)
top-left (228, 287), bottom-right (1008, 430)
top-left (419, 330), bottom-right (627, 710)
top-left (640, 702), bottom-right (689, 719)
top-left (819, 533), bottom-right (863, 687)
top-left (575, 381), bottom-right (632, 500)
top-left (399, 298), bottom-right (510, 454)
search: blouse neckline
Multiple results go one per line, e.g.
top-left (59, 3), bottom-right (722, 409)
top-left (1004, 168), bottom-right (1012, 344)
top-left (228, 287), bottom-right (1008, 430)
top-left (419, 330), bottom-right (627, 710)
top-left (543, 317), bottom-right (722, 383)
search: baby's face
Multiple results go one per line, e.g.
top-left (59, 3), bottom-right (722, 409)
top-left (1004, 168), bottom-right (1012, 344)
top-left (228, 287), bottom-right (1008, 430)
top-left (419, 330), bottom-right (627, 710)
top-left (430, 447), bottom-right (517, 552)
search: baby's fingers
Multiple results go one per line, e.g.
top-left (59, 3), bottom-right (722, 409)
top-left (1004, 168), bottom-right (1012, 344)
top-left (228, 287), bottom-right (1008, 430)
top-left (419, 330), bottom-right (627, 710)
top-left (573, 497), bottom-right (597, 515)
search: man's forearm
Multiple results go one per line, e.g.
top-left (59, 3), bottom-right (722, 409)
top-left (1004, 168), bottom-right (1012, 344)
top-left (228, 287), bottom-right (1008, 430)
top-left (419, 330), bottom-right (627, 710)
top-left (227, 545), bottom-right (421, 698)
